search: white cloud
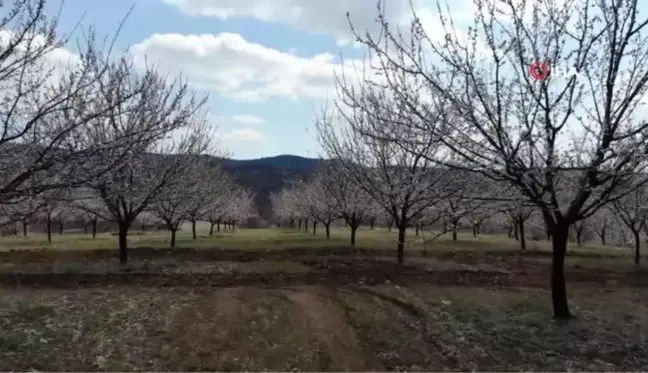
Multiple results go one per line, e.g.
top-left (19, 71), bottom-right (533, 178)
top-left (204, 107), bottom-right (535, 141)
top-left (232, 114), bottom-right (265, 125)
top-left (133, 1), bottom-right (487, 103)
top-left (162, 0), bottom-right (485, 48)
top-left (223, 128), bottom-right (262, 141)
top-left (0, 31), bottom-right (79, 62)
top-left (160, 0), bottom-right (544, 59)
top-left (129, 32), bottom-right (370, 101)
top-left (163, 0), bottom-right (423, 45)
top-left (0, 30), bottom-right (80, 85)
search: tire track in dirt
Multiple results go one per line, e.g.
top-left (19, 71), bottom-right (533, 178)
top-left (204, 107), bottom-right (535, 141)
top-left (283, 286), bottom-right (384, 371)
top-left (157, 287), bottom-right (245, 371)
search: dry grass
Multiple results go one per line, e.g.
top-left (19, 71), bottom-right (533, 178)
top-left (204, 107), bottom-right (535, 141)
top-left (0, 284), bottom-right (647, 371)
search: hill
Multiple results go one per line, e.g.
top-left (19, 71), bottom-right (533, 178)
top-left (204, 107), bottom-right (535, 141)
top-left (220, 155), bottom-right (323, 222)
top-left (222, 155), bottom-right (322, 171)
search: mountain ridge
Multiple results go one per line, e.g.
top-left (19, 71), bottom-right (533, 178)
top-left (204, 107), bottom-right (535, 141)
top-left (219, 154), bottom-right (323, 223)
top-left (221, 154), bottom-right (322, 171)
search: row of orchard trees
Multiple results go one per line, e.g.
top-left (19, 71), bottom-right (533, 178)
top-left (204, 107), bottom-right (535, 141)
top-left (312, 0), bottom-right (648, 319)
top-left (0, 0), bottom-right (254, 263)
top-left (273, 163), bottom-right (648, 257)
top-left (272, 164), bottom-right (503, 249)
top-left (3, 165), bottom-right (255, 249)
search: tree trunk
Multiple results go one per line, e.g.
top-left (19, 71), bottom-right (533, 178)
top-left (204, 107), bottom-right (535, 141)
top-left (46, 216), bottom-right (52, 243)
top-left (170, 228), bottom-right (177, 248)
top-left (576, 230), bottom-right (582, 247)
top-left (217, 220), bottom-right (221, 232)
top-left (551, 225), bottom-right (570, 319)
top-left (600, 228), bottom-right (606, 246)
top-left (84, 224), bottom-right (88, 234)
top-left (141, 224), bottom-right (146, 232)
top-left (191, 220), bottom-right (197, 240)
top-left (118, 222), bottom-right (129, 265)
top-left (58, 222), bottom-right (64, 235)
top-left (476, 223), bottom-right (481, 235)
top-left (397, 226), bottom-right (406, 264)
top-left (209, 222), bottom-right (215, 236)
top-left (304, 219), bottom-right (309, 232)
top-left (370, 218), bottom-right (375, 230)
top-left (472, 225), bottom-right (477, 237)
top-left (298, 219), bottom-right (302, 230)
top-left (507, 226), bottom-right (513, 238)
top-left (312, 221), bottom-right (317, 235)
top-left (91, 220), bottom-right (97, 239)
top-left (415, 224), bottom-right (420, 236)
top-left (344, 220), bottom-right (348, 228)
top-left (519, 220), bottom-right (526, 250)
top-left (325, 223), bottom-right (331, 238)
top-left (350, 224), bottom-right (358, 247)
top-left (513, 220), bottom-right (519, 241)
top-left (22, 222), bottom-right (27, 236)
top-left (634, 229), bottom-right (641, 265)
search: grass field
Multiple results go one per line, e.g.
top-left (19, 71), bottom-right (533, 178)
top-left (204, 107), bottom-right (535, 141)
top-left (0, 226), bottom-right (646, 371)
top-left (0, 223), bottom-right (629, 254)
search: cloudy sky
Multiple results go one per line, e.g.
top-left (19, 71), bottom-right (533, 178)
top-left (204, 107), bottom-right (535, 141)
top-left (34, 0), bottom-right (476, 159)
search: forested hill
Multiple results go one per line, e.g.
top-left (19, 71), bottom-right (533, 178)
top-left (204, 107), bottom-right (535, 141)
top-left (220, 155), bottom-right (323, 222)
top-left (222, 155), bottom-right (322, 171)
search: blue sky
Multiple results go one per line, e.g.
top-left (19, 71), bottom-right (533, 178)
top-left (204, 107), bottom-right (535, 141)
top-left (33, 0), bottom-right (470, 159)
top-left (32, 0), bottom-right (482, 160)
top-left (12, 0), bottom-right (595, 160)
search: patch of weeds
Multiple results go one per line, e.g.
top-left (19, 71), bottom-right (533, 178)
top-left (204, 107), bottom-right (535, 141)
top-left (407, 286), bottom-right (648, 371)
top-left (0, 334), bottom-right (24, 352)
top-left (10, 304), bottom-right (57, 323)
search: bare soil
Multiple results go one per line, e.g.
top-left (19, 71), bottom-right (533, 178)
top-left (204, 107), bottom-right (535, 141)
top-left (0, 284), bottom-right (647, 371)
top-left (0, 248), bottom-right (647, 371)
top-left (0, 254), bottom-right (643, 289)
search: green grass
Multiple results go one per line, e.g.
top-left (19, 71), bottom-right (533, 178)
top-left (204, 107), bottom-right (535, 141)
top-left (0, 223), bottom-right (633, 258)
top-left (2, 225), bottom-right (409, 251)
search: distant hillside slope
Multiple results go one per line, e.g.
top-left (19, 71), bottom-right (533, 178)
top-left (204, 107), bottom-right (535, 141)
top-left (221, 155), bottom-right (323, 222)
top-left (222, 155), bottom-right (322, 171)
